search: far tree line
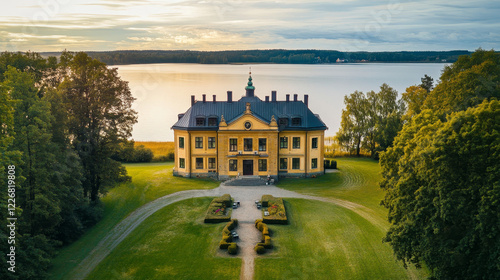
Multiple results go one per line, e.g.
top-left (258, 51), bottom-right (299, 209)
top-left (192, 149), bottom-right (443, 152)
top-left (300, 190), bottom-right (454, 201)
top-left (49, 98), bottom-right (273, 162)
top-left (39, 49), bottom-right (474, 65)
top-left (336, 49), bottom-right (499, 279)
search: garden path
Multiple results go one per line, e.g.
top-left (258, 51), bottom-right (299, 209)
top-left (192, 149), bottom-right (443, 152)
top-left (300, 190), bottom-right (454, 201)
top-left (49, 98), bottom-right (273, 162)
top-left (71, 183), bottom-right (385, 280)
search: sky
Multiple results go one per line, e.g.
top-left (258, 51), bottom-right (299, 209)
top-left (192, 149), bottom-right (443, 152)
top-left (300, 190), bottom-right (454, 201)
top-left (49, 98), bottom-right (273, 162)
top-left (1, 0), bottom-right (499, 52)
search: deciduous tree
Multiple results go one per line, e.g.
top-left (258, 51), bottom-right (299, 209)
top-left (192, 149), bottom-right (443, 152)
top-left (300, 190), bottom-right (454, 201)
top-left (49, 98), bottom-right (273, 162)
top-left (58, 52), bottom-right (137, 201)
top-left (424, 49), bottom-right (500, 114)
top-left (380, 100), bottom-right (500, 279)
top-left (336, 91), bottom-right (368, 156)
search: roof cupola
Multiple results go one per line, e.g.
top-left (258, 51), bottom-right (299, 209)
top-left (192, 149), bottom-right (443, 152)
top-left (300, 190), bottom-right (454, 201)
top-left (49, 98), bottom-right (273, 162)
top-left (245, 69), bottom-right (255, 97)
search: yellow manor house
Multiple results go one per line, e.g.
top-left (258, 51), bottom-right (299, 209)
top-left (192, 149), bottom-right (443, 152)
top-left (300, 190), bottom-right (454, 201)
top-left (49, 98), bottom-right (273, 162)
top-left (171, 74), bottom-right (328, 181)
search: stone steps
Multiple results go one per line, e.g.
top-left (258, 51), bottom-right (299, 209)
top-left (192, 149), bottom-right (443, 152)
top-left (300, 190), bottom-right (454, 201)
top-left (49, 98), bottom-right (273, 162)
top-left (223, 176), bottom-right (268, 186)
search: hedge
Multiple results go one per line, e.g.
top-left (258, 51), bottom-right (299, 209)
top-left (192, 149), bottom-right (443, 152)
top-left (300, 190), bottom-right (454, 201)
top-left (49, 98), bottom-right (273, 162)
top-left (261, 195), bottom-right (273, 207)
top-left (324, 159), bottom-right (337, 169)
top-left (255, 245), bottom-right (266, 254)
top-left (219, 219), bottom-right (239, 254)
top-left (255, 220), bottom-right (272, 254)
top-left (228, 243), bottom-right (238, 255)
top-left (264, 235), bottom-right (272, 249)
top-left (214, 194), bottom-right (232, 207)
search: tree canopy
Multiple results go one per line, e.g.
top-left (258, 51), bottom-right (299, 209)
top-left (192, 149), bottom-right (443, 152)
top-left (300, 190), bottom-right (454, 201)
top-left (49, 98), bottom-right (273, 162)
top-left (424, 49), bottom-right (500, 114)
top-left (380, 100), bottom-right (500, 279)
top-left (0, 51), bottom-right (136, 279)
top-left (380, 49), bottom-right (500, 279)
top-left (336, 84), bottom-right (404, 157)
top-left (58, 52), bottom-right (137, 201)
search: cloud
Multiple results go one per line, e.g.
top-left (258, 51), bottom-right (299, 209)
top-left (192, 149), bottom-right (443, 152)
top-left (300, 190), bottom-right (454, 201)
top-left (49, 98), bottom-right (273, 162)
top-left (1, 0), bottom-right (499, 51)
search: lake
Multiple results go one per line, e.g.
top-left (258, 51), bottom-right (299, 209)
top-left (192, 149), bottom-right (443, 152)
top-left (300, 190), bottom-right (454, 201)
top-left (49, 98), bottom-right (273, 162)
top-left (115, 63), bottom-right (446, 141)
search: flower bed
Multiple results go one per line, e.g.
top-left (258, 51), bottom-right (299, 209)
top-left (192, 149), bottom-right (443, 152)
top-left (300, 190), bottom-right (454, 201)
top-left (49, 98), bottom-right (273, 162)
top-left (261, 195), bottom-right (288, 224)
top-left (204, 194), bottom-right (233, 223)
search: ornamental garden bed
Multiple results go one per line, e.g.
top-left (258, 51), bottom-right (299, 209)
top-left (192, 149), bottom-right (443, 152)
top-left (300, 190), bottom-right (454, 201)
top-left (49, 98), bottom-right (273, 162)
top-left (261, 195), bottom-right (288, 224)
top-left (204, 194), bottom-right (233, 223)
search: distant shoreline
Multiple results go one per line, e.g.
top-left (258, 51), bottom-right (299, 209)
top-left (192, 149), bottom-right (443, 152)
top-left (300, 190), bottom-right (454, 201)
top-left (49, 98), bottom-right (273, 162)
top-left (37, 49), bottom-right (471, 65)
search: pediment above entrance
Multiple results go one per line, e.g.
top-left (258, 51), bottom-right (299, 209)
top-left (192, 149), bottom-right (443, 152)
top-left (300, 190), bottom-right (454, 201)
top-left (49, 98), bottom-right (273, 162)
top-left (219, 113), bottom-right (278, 131)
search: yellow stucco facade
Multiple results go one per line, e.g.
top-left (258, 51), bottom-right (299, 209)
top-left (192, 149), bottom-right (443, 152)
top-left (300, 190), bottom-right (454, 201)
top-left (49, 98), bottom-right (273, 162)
top-left (173, 103), bottom-right (325, 180)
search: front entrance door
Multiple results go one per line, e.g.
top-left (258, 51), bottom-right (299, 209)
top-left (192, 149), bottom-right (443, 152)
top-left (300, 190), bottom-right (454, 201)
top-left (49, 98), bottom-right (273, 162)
top-left (243, 160), bottom-right (253, 175)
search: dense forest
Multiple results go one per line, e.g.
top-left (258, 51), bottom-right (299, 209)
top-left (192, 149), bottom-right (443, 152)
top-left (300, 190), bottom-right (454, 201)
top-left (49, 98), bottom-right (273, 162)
top-left (40, 50), bottom-right (472, 65)
top-left (0, 51), bottom-right (138, 279)
top-left (335, 49), bottom-right (500, 279)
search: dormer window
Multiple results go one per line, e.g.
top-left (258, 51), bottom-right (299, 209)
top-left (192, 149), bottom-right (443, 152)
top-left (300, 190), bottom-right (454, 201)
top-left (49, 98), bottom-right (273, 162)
top-left (291, 117), bottom-right (302, 126)
top-left (196, 117), bottom-right (205, 126)
top-left (279, 118), bottom-right (288, 126)
top-left (208, 117), bottom-right (218, 126)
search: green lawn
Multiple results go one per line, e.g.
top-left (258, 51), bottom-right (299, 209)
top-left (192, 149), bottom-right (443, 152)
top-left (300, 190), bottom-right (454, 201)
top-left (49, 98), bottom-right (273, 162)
top-left (87, 197), bottom-right (241, 280)
top-left (255, 199), bottom-right (427, 280)
top-left (50, 158), bottom-right (428, 279)
top-left (278, 158), bottom-right (387, 218)
top-left (48, 162), bottom-right (219, 280)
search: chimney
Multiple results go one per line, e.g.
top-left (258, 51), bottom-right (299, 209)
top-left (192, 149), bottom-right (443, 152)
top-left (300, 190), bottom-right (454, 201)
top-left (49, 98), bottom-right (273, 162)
top-left (213, 95), bottom-right (216, 102)
top-left (191, 95), bottom-right (195, 106)
top-left (178, 113), bottom-right (185, 120)
top-left (202, 94), bottom-right (206, 103)
top-left (304, 94), bottom-right (309, 107)
top-left (294, 94), bottom-right (298, 102)
top-left (265, 96), bottom-right (269, 102)
top-left (286, 94), bottom-right (290, 102)
top-left (271, 91), bottom-right (277, 102)
top-left (227, 91), bottom-right (232, 103)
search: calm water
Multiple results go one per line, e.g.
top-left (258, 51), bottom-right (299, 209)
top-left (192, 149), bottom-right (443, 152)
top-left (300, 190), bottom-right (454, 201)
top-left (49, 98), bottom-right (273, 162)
top-left (115, 63), bottom-right (446, 141)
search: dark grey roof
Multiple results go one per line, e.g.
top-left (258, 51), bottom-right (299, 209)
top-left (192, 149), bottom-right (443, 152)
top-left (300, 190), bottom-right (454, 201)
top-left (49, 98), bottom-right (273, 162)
top-left (171, 95), bottom-right (328, 131)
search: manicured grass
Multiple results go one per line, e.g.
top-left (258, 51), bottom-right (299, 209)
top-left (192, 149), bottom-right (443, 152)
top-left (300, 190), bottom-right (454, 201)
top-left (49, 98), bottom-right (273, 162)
top-left (278, 157), bottom-right (387, 218)
top-left (48, 162), bottom-right (219, 280)
top-left (135, 141), bottom-right (174, 159)
top-left (255, 199), bottom-right (427, 280)
top-left (87, 197), bottom-right (241, 280)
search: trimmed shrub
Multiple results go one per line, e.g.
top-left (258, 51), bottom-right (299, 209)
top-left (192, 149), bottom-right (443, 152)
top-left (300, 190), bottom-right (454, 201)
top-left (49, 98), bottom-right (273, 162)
top-left (261, 195), bottom-right (273, 207)
top-left (227, 219), bottom-right (237, 231)
top-left (256, 221), bottom-right (268, 232)
top-left (255, 219), bottom-right (263, 227)
top-left (219, 219), bottom-right (237, 253)
top-left (215, 194), bottom-right (232, 207)
top-left (222, 234), bottom-right (232, 243)
top-left (219, 241), bottom-right (230, 249)
top-left (264, 236), bottom-right (273, 249)
top-left (324, 159), bottom-right (337, 169)
top-left (262, 226), bottom-right (269, 235)
top-left (255, 245), bottom-right (266, 254)
top-left (228, 243), bottom-right (238, 255)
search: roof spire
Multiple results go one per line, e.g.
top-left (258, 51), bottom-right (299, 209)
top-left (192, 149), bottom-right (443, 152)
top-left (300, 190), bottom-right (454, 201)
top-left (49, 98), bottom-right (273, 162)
top-left (245, 68), bottom-right (255, 96)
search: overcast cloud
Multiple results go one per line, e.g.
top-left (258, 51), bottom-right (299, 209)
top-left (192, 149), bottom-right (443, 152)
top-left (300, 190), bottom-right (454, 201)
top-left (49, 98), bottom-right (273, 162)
top-left (1, 0), bottom-right (499, 51)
